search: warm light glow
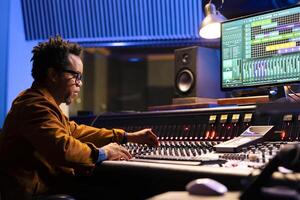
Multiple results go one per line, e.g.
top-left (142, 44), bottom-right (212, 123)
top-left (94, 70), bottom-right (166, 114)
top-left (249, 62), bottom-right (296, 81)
top-left (199, 2), bottom-right (226, 39)
top-left (205, 131), bottom-right (210, 138)
top-left (281, 131), bottom-right (286, 140)
top-left (199, 22), bottom-right (221, 39)
top-left (210, 130), bottom-right (215, 139)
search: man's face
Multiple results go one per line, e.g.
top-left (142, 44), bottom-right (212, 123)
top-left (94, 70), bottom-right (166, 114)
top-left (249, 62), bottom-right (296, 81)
top-left (56, 54), bottom-right (83, 105)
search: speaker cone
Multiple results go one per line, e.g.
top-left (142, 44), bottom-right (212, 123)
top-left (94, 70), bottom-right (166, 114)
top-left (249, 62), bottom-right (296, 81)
top-left (175, 69), bottom-right (194, 94)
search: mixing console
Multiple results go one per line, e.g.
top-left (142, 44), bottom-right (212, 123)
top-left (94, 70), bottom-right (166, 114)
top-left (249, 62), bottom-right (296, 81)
top-left (122, 140), bottom-right (296, 170)
top-left (91, 105), bottom-right (300, 169)
top-left (124, 141), bottom-right (221, 163)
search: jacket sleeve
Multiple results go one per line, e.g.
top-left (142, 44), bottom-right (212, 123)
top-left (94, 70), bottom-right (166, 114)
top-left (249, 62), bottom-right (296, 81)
top-left (20, 99), bottom-right (98, 167)
top-left (68, 120), bottom-right (126, 147)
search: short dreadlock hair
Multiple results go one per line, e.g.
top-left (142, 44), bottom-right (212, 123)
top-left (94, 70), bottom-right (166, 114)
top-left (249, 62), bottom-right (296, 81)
top-left (31, 36), bottom-right (82, 83)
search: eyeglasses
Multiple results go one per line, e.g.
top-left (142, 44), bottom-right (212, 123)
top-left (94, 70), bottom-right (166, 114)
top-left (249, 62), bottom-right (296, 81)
top-left (60, 68), bottom-right (82, 84)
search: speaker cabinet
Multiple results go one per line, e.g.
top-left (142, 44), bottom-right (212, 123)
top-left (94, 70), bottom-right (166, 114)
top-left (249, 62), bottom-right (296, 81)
top-left (174, 46), bottom-right (225, 98)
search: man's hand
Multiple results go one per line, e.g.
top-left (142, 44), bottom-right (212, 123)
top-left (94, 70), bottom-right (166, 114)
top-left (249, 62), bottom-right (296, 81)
top-left (127, 128), bottom-right (159, 147)
top-left (102, 143), bottom-right (132, 161)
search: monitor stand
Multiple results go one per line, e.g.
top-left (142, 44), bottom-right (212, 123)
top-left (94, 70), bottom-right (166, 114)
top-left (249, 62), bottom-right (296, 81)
top-left (218, 86), bottom-right (292, 106)
top-left (231, 87), bottom-right (269, 97)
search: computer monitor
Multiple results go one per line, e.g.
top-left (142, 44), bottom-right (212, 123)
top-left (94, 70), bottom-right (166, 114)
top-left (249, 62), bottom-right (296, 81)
top-left (221, 5), bottom-right (300, 98)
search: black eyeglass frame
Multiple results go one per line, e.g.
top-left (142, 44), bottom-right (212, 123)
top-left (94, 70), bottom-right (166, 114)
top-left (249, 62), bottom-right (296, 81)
top-left (60, 68), bottom-right (82, 84)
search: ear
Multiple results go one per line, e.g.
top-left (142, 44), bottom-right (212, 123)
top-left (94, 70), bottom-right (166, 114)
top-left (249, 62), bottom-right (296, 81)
top-left (47, 68), bottom-right (59, 83)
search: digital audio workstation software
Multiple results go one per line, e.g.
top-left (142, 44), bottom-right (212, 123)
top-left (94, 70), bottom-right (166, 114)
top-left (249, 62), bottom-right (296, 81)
top-left (221, 5), bottom-right (300, 89)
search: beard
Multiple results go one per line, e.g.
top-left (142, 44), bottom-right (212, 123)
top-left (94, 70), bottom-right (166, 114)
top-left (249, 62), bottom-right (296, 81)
top-left (64, 97), bottom-right (72, 105)
top-left (64, 92), bottom-right (73, 105)
top-left (64, 91), bottom-right (79, 105)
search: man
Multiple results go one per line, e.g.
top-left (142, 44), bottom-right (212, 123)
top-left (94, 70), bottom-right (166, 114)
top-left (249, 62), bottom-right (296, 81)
top-left (0, 36), bottom-right (158, 199)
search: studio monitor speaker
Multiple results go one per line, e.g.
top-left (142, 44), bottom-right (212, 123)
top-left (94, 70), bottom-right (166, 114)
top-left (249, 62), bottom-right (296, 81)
top-left (174, 46), bottom-right (225, 98)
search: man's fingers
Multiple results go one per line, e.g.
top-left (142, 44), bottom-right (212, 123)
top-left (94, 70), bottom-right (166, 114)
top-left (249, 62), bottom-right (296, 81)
top-left (146, 129), bottom-right (159, 147)
top-left (119, 145), bottom-right (132, 159)
top-left (103, 143), bottom-right (132, 160)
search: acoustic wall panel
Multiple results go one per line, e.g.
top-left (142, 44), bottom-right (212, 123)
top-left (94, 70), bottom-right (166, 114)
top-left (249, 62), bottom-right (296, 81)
top-left (0, 0), bottom-right (9, 127)
top-left (21, 0), bottom-right (203, 47)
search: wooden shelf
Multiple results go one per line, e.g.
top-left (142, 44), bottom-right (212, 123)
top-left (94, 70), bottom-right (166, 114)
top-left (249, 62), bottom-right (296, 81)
top-left (148, 96), bottom-right (270, 111)
top-left (217, 95), bottom-right (269, 105)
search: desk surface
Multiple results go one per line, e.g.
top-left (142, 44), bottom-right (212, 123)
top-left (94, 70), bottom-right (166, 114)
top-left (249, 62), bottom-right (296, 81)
top-left (148, 191), bottom-right (240, 200)
top-left (95, 160), bottom-right (299, 199)
top-left (101, 160), bottom-right (253, 177)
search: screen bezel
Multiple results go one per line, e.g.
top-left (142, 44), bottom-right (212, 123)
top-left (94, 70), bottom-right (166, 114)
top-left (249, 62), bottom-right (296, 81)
top-left (220, 4), bottom-right (300, 91)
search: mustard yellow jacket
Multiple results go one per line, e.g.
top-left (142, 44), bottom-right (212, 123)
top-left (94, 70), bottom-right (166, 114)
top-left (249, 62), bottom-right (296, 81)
top-left (0, 82), bottom-right (125, 197)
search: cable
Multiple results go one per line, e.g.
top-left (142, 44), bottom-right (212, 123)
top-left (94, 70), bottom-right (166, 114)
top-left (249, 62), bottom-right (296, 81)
top-left (91, 114), bottom-right (102, 126)
top-left (220, 0), bottom-right (225, 10)
top-left (208, 0), bottom-right (225, 11)
top-left (287, 94), bottom-right (298, 102)
top-left (287, 86), bottom-right (300, 99)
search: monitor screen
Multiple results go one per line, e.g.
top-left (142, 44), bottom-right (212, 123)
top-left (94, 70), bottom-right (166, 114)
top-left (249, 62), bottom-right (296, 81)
top-left (221, 5), bottom-right (300, 90)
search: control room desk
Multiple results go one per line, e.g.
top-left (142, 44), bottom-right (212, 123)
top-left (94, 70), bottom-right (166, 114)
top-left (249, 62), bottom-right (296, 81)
top-left (93, 160), bottom-right (251, 199)
top-left (93, 160), bottom-right (300, 199)
top-left (149, 191), bottom-right (240, 200)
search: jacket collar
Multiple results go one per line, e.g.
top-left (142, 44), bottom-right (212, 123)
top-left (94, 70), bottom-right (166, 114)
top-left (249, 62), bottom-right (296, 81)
top-left (31, 81), bottom-right (59, 106)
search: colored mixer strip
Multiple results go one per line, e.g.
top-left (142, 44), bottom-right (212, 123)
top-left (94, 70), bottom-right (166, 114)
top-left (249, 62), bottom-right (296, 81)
top-left (266, 42), bottom-right (296, 51)
top-left (278, 46), bottom-right (300, 54)
top-left (243, 54), bottom-right (300, 83)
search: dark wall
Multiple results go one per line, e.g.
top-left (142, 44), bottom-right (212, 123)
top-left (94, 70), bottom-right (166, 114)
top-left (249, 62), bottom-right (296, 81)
top-left (107, 58), bottom-right (148, 112)
top-left (203, 0), bottom-right (300, 19)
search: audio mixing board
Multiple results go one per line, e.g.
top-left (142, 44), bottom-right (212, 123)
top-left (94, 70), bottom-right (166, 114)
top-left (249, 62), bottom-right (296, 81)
top-left (91, 104), bottom-right (300, 170)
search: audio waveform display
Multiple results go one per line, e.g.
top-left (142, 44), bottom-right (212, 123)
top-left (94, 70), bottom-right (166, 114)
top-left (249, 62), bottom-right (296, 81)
top-left (222, 6), bottom-right (300, 89)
